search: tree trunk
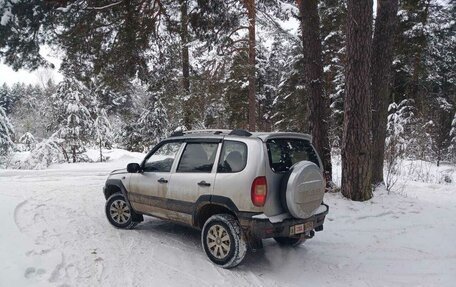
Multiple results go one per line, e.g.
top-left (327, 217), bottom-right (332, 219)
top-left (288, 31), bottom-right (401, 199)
top-left (297, 0), bottom-right (333, 182)
top-left (371, 0), bottom-right (399, 186)
top-left (180, 0), bottom-right (191, 129)
top-left (99, 140), bottom-right (103, 162)
top-left (341, 0), bottom-right (373, 201)
top-left (243, 0), bottom-right (256, 131)
top-left (60, 144), bottom-right (69, 163)
top-left (72, 146), bottom-right (76, 163)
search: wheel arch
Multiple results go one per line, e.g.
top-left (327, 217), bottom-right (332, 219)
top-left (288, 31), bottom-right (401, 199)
top-left (193, 195), bottom-right (240, 229)
top-left (104, 179), bottom-right (143, 223)
top-left (104, 179), bottom-right (133, 207)
top-left (104, 184), bottom-right (121, 199)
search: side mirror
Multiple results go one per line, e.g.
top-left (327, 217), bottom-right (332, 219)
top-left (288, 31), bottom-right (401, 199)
top-left (127, 163), bottom-right (141, 173)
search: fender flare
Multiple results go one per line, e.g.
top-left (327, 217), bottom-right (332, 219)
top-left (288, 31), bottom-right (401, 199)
top-left (104, 179), bottom-right (135, 212)
top-left (192, 195), bottom-right (240, 227)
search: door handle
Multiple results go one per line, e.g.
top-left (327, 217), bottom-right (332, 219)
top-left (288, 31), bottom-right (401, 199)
top-left (197, 181), bottom-right (211, 187)
top-left (157, 178), bottom-right (168, 184)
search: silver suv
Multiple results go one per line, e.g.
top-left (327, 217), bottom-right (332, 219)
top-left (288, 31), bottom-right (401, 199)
top-left (103, 129), bottom-right (329, 268)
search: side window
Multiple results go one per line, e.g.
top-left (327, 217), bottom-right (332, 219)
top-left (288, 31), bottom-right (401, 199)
top-left (217, 141), bottom-right (247, 173)
top-left (143, 142), bottom-right (182, 172)
top-left (177, 142), bottom-right (218, 173)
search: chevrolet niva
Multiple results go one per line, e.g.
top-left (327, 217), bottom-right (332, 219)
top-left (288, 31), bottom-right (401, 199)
top-left (103, 129), bottom-right (329, 268)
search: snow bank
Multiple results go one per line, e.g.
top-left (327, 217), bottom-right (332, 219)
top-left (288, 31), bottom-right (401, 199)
top-left (4, 148), bottom-right (145, 170)
top-left (330, 154), bottom-right (455, 186)
top-left (84, 148), bottom-right (145, 163)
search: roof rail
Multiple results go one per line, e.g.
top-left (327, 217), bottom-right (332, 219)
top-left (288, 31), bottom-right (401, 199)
top-left (170, 129), bottom-right (231, 137)
top-left (184, 129), bottom-right (232, 135)
top-left (169, 129), bottom-right (252, 137)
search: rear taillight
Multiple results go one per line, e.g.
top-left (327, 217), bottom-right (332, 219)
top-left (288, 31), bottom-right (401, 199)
top-left (251, 176), bottom-right (267, 207)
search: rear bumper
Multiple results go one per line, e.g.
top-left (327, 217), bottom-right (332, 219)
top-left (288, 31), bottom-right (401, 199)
top-left (238, 204), bottom-right (329, 239)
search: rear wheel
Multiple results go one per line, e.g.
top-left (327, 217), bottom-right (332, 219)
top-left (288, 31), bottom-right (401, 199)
top-left (201, 214), bottom-right (247, 268)
top-left (274, 236), bottom-right (305, 247)
top-left (105, 193), bottom-right (138, 229)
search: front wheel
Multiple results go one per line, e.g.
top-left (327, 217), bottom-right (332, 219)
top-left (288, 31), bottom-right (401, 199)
top-left (201, 214), bottom-right (247, 268)
top-left (105, 193), bottom-right (138, 229)
top-left (274, 236), bottom-right (305, 247)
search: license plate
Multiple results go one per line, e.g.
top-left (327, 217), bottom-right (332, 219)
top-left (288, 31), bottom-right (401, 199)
top-left (290, 222), bottom-right (314, 236)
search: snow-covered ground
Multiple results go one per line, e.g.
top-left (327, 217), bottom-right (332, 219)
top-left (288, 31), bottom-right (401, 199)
top-left (1, 150), bottom-right (455, 286)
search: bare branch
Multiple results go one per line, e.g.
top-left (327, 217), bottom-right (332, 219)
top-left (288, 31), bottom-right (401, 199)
top-left (256, 8), bottom-right (300, 44)
top-left (226, 26), bottom-right (249, 39)
top-left (85, 1), bottom-right (124, 11)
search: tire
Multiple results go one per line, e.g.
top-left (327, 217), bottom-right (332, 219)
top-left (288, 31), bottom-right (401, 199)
top-left (201, 214), bottom-right (247, 268)
top-left (105, 193), bottom-right (138, 229)
top-left (274, 236), bottom-right (305, 247)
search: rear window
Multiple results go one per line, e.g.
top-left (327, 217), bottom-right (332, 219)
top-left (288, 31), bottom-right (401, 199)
top-left (266, 138), bottom-right (320, 173)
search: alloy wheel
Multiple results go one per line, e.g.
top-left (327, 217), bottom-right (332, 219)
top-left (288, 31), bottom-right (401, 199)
top-left (206, 224), bottom-right (231, 259)
top-left (109, 199), bottom-right (131, 224)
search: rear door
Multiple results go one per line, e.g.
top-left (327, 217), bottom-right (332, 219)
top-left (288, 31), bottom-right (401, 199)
top-left (168, 140), bottom-right (221, 218)
top-left (263, 137), bottom-right (324, 217)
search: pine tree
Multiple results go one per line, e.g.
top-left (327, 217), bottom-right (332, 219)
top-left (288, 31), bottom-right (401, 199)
top-left (21, 133), bottom-right (65, 170)
top-left (449, 112), bottom-right (456, 162)
top-left (224, 51), bottom-right (250, 129)
top-left (320, 0), bottom-right (346, 150)
top-left (391, 0), bottom-right (455, 164)
top-left (384, 99), bottom-right (414, 190)
top-left (0, 0), bottom-right (55, 70)
top-left (426, 97), bottom-right (453, 166)
top-left (0, 106), bottom-right (15, 156)
top-left (53, 79), bottom-right (93, 163)
top-left (385, 100), bottom-right (414, 157)
top-left (273, 43), bottom-right (309, 132)
top-left (10, 83), bottom-right (45, 138)
top-left (1, 0), bottom-right (164, 92)
top-left (93, 107), bottom-right (113, 162)
top-left (423, 2), bottom-right (455, 165)
top-left (120, 119), bottom-right (144, 153)
top-left (137, 94), bottom-right (169, 151)
top-left (386, 99), bottom-right (415, 152)
top-left (256, 39), bottom-right (275, 132)
top-left (19, 132), bottom-right (36, 151)
top-left (0, 83), bottom-right (15, 114)
top-left (394, 0), bottom-right (431, 111)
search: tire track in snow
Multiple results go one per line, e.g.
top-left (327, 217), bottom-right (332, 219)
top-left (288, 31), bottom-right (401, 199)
top-left (12, 188), bottom-right (104, 286)
top-left (13, 199), bottom-right (28, 232)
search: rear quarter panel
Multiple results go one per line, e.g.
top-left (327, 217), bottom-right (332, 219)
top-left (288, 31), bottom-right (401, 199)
top-left (212, 138), bottom-right (264, 213)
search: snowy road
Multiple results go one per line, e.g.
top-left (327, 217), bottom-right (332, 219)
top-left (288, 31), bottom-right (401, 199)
top-left (1, 156), bottom-right (455, 286)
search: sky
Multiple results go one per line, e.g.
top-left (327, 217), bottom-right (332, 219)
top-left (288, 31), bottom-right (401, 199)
top-left (0, 45), bottom-right (62, 86)
top-left (0, 65), bottom-right (49, 86)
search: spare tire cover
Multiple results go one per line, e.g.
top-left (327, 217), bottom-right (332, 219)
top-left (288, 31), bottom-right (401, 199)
top-left (284, 161), bottom-right (325, 219)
